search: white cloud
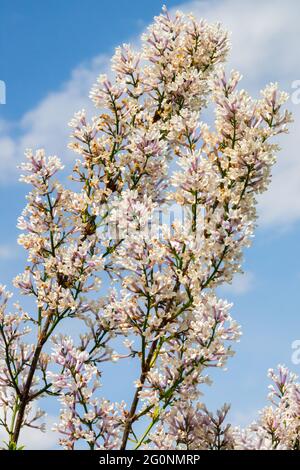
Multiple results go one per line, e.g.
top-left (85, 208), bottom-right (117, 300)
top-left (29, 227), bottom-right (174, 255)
top-left (0, 55), bottom-right (109, 182)
top-left (221, 271), bottom-right (254, 295)
top-left (230, 408), bottom-right (258, 427)
top-left (18, 414), bottom-right (58, 450)
top-left (0, 244), bottom-right (20, 260)
top-left (0, 404), bottom-right (58, 450)
top-left (1, 0), bottom-right (300, 227)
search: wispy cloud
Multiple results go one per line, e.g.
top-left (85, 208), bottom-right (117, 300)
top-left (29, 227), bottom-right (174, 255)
top-left (18, 414), bottom-right (58, 450)
top-left (0, 405), bottom-right (58, 450)
top-left (0, 55), bottom-right (109, 182)
top-left (0, 244), bottom-right (20, 260)
top-left (220, 271), bottom-right (255, 295)
top-left (229, 408), bottom-right (258, 427)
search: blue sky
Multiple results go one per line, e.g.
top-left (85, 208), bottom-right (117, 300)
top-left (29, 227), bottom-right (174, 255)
top-left (0, 0), bottom-right (300, 448)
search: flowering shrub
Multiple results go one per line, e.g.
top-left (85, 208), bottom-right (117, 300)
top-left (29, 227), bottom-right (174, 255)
top-left (0, 7), bottom-right (295, 450)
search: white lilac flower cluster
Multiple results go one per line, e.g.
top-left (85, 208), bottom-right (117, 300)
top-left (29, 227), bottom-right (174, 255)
top-left (0, 7), bottom-right (295, 450)
top-left (147, 366), bottom-right (300, 450)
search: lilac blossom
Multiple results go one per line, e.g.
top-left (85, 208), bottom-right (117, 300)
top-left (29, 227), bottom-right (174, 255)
top-left (0, 7), bottom-right (295, 451)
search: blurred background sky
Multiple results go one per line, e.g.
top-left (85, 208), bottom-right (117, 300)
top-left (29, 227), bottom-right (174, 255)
top-left (0, 0), bottom-right (300, 448)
